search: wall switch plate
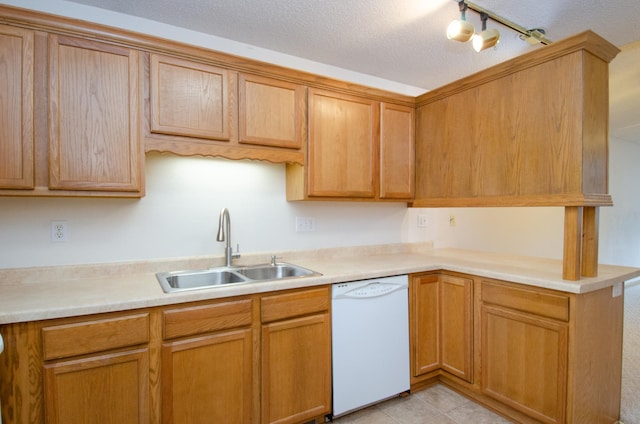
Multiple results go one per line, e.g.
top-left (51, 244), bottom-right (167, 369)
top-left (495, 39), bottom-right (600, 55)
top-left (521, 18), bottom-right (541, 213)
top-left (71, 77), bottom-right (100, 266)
top-left (417, 214), bottom-right (428, 228)
top-left (612, 282), bottom-right (623, 297)
top-left (51, 221), bottom-right (68, 242)
top-left (295, 217), bottom-right (315, 232)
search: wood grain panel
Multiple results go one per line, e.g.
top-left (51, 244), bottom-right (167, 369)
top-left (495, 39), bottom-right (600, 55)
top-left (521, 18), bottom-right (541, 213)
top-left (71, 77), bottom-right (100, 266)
top-left (44, 348), bottom-right (149, 424)
top-left (48, 35), bottom-right (141, 192)
top-left (380, 102), bottom-right (414, 199)
top-left (481, 280), bottom-right (569, 321)
top-left (261, 287), bottom-right (329, 323)
top-left (42, 313), bottom-right (149, 360)
top-left (162, 329), bottom-right (253, 424)
top-left (239, 73), bottom-right (306, 149)
top-left (163, 298), bottom-right (253, 339)
top-left (307, 88), bottom-right (379, 198)
top-left (150, 53), bottom-right (233, 141)
top-left (0, 25), bottom-right (34, 189)
top-left (410, 274), bottom-right (440, 377)
top-left (440, 275), bottom-right (473, 382)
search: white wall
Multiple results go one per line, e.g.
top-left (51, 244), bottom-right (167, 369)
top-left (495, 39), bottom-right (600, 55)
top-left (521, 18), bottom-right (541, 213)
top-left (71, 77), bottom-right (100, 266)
top-left (0, 154), bottom-right (410, 268)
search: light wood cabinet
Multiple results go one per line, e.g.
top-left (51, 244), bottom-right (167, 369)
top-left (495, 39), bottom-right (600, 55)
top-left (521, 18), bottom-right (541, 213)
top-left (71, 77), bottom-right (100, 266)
top-left (161, 299), bottom-right (256, 424)
top-left (307, 88), bottom-right (379, 198)
top-left (0, 24), bottom-right (34, 189)
top-left (380, 102), bottom-right (414, 199)
top-left (41, 313), bottom-right (150, 424)
top-left (287, 90), bottom-right (415, 201)
top-left (261, 287), bottom-right (331, 424)
top-left (150, 53), bottom-right (235, 141)
top-left (48, 35), bottom-right (142, 193)
top-left (239, 73), bottom-right (306, 149)
top-left (410, 273), bottom-right (473, 385)
top-left (480, 281), bottom-right (570, 424)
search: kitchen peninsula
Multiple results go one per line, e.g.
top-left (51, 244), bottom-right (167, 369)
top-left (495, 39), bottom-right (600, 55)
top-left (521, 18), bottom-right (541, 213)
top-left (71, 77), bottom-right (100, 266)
top-left (1, 243), bottom-right (638, 423)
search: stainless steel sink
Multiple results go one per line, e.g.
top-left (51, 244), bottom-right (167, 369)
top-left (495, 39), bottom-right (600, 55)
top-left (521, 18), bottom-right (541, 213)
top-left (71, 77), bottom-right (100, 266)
top-left (156, 262), bottom-right (321, 293)
top-left (236, 263), bottom-right (317, 280)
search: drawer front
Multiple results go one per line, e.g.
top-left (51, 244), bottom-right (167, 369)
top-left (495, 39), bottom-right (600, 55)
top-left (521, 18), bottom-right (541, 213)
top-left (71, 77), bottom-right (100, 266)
top-left (163, 298), bottom-right (253, 339)
top-left (42, 313), bottom-right (149, 360)
top-left (481, 281), bottom-right (570, 321)
top-left (261, 287), bottom-right (330, 323)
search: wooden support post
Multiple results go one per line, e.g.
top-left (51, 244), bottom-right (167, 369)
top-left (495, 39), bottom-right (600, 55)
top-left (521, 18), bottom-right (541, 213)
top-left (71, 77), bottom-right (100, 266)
top-left (563, 206), bottom-right (583, 280)
top-left (581, 206), bottom-right (599, 277)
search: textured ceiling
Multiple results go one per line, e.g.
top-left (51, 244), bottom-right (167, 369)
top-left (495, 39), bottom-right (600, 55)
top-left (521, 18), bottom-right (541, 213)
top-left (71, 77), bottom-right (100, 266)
top-left (10, 0), bottom-right (640, 142)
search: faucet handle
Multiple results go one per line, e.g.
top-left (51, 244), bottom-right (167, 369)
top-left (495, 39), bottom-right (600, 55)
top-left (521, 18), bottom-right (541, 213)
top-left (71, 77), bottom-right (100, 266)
top-left (232, 244), bottom-right (241, 259)
top-left (270, 255), bottom-right (282, 266)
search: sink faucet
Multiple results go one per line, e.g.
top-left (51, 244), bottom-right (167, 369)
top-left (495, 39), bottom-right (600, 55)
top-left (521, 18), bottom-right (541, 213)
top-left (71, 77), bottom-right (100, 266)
top-left (216, 207), bottom-right (240, 267)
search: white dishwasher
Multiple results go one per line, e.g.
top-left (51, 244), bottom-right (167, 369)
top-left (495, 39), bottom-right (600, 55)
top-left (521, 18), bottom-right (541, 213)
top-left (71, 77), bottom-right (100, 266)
top-left (331, 274), bottom-right (410, 418)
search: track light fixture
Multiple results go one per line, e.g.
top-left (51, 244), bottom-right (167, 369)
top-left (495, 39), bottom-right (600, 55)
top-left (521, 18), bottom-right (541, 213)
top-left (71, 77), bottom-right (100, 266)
top-left (472, 12), bottom-right (500, 52)
top-left (447, 1), bottom-right (474, 42)
top-left (446, 1), bottom-right (552, 52)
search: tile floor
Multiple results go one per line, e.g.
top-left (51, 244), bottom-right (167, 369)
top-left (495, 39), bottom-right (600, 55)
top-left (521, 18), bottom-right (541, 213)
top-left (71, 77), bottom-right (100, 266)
top-left (331, 384), bottom-right (512, 424)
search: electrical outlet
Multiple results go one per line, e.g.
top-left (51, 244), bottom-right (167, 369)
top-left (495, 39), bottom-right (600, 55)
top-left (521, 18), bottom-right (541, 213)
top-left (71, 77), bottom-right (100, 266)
top-left (417, 214), bottom-right (428, 228)
top-left (51, 221), bottom-right (68, 242)
top-left (295, 216), bottom-right (315, 232)
top-left (449, 215), bottom-right (456, 227)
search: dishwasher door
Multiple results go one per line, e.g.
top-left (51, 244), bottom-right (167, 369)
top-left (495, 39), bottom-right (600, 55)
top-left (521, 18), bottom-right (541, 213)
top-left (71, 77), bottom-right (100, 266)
top-left (331, 275), bottom-right (410, 417)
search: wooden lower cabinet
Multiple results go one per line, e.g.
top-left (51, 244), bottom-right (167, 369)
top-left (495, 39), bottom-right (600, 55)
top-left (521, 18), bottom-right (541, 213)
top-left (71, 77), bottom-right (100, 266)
top-left (162, 329), bottom-right (254, 423)
top-left (410, 273), bottom-right (473, 384)
top-left (410, 272), bottom-right (624, 424)
top-left (44, 348), bottom-right (150, 424)
top-left (481, 305), bottom-right (568, 424)
top-left (0, 287), bottom-right (332, 424)
top-left (261, 288), bottom-right (332, 424)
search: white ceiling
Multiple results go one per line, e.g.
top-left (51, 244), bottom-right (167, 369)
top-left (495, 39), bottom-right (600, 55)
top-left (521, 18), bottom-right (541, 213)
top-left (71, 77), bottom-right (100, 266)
top-left (22, 0), bottom-right (640, 143)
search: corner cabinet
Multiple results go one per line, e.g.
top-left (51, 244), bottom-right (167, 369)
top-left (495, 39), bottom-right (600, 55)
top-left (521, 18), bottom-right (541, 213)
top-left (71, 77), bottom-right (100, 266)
top-left (409, 272), bottom-right (624, 424)
top-left (48, 35), bottom-right (142, 194)
top-left (410, 273), bottom-right (473, 386)
top-left (286, 89), bottom-right (414, 202)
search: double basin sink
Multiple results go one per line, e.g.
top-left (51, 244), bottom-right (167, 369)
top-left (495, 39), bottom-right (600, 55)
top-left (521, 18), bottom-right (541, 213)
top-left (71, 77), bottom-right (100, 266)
top-left (156, 262), bottom-right (321, 293)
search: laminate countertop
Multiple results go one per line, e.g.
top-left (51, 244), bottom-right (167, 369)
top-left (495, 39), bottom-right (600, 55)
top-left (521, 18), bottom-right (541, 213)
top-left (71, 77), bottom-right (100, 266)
top-left (1, 243), bottom-right (638, 324)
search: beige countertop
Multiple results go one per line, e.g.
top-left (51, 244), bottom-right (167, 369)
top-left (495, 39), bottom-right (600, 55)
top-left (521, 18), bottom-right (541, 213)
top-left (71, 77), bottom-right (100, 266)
top-left (1, 242), bottom-right (638, 325)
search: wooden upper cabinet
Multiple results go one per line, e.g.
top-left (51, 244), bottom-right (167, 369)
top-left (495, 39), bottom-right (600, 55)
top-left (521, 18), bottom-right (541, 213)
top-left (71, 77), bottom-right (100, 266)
top-left (380, 102), bottom-right (414, 199)
top-left (306, 88), bottom-right (379, 198)
top-left (48, 35), bottom-right (142, 193)
top-left (414, 31), bottom-right (620, 207)
top-left (150, 53), bottom-right (235, 141)
top-left (239, 73), bottom-right (306, 149)
top-left (0, 25), bottom-right (34, 189)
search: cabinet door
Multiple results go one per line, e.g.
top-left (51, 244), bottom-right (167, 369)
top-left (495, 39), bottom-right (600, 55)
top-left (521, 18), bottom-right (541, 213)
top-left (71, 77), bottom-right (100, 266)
top-left (162, 329), bottom-right (253, 424)
top-left (380, 103), bottom-right (414, 199)
top-left (239, 73), bottom-right (305, 149)
top-left (262, 313), bottom-right (331, 424)
top-left (440, 275), bottom-right (473, 382)
top-left (44, 348), bottom-right (149, 424)
top-left (308, 88), bottom-right (379, 198)
top-left (481, 305), bottom-right (567, 424)
top-left (410, 274), bottom-right (440, 377)
top-left (150, 53), bottom-right (235, 141)
top-left (48, 35), bottom-right (142, 192)
top-left (0, 25), bottom-right (34, 189)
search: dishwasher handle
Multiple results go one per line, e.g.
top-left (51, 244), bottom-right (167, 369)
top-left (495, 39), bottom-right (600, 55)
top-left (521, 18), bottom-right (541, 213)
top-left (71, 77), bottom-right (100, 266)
top-left (334, 282), bottom-right (407, 299)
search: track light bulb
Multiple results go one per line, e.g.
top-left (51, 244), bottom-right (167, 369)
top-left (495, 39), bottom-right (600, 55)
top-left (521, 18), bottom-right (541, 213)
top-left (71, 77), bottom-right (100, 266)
top-left (447, 19), bottom-right (475, 42)
top-left (473, 28), bottom-right (500, 52)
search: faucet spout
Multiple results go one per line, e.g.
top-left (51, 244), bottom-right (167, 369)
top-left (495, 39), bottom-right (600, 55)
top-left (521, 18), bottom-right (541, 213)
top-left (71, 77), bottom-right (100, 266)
top-left (216, 208), bottom-right (239, 267)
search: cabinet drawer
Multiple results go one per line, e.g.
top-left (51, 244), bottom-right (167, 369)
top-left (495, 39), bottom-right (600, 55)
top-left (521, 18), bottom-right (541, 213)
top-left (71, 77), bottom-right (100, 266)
top-left (261, 287), bottom-right (330, 323)
top-left (163, 298), bottom-right (253, 339)
top-left (42, 313), bottom-right (149, 360)
top-left (481, 281), bottom-right (570, 321)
